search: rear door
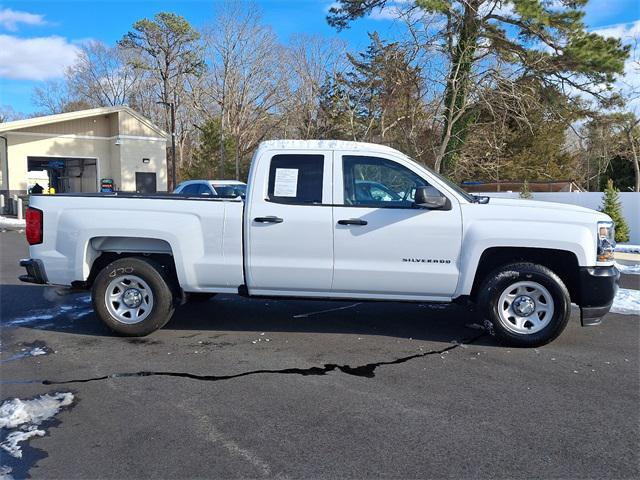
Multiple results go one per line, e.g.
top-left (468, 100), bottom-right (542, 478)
top-left (332, 152), bottom-right (462, 299)
top-left (245, 150), bottom-right (333, 295)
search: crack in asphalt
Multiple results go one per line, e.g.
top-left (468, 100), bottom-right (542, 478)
top-left (41, 333), bottom-right (486, 386)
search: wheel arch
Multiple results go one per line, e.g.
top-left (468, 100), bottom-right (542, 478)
top-left (80, 236), bottom-right (180, 292)
top-left (469, 247), bottom-right (580, 302)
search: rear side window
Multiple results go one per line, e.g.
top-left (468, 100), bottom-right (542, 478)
top-left (267, 154), bottom-right (324, 204)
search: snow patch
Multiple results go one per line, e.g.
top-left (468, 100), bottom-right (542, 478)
top-left (616, 244), bottom-right (640, 254)
top-left (4, 302), bottom-right (92, 328)
top-left (0, 393), bottom-right (73, 429)
top-left (0, 465), bottom-right (13, 480)
top-left (29, 347), bottom-right (46, 357)
top-left (1, 428), bottom-right (45, 458)
top-left (615, 262), bottom-right (640, 275)
top-left (0, 392), bottom-right (74, 459)
top-left (611, 288), bottom-right (640, 316)
top-left (1, 345), bottom-right (50, 363)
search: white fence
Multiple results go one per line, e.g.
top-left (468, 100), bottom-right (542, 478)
top-left (482, 192), bottom-right (640, 244)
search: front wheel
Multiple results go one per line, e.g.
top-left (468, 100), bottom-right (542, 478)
top-left (477, 262), bottom-right (571, 347)
top-left (92, 257), bottom-right (176, 336)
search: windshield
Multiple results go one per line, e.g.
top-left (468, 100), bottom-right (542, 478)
top-left (213, 184), bottom-right (246, 198)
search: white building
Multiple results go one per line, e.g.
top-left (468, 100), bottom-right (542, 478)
top-left (0, 106), bottom-right (168, 195)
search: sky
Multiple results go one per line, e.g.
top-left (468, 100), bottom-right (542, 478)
top-left (0, 0), bottom-right (639, 115)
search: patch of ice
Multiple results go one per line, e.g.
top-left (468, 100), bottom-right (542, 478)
top-left (0, 465), bottom-right (13, 480)
top-left (0, 393), bottom-right (74, 460)
top-left (610, 288), bottom-right (640, 316)
top-left (1, 346), bottom-right (50, 364)
top-left (1, 428), bottom-right (45, 458)
top-left (0, 393), bottom-right (74, 430)
top-left (616, 244), bottom-right (640, 254)
top-left (4, 302), bottom-right (92, 327)
top-left (4, 312), bottom-right (56, 326)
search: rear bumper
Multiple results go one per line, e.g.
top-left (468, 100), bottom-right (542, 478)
top-left (19, 258), bottom-right (48, 285)
top-left (578, 265), bottom-right (619, 326)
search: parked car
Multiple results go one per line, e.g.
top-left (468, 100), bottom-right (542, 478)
top-left (175, 180), bottom-right (247, 199)
top-left (20, 140), bottom-right (619, 346)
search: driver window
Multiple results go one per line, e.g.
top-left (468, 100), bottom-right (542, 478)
top-left (343, 155), bottom-right (429, 207)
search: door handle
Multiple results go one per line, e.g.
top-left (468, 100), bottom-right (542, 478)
top-left (337, 218), bottom-right (368, 226)
top-left (254, 216), bottom-right (284, 224)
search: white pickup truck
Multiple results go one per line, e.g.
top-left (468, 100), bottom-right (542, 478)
top-left (20, 140), bottom-right (619, 346)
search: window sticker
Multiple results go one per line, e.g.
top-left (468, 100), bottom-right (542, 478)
top-left (274, 168), bottom-right (298, 197)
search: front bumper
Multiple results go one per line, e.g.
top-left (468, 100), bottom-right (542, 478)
top-left (19, 258), bottom-right (48, 285)
top-left (578, 265), bottom-right (619, 326)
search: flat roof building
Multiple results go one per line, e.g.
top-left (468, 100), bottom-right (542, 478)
top-left (0, 106), bottom-right (168, 195)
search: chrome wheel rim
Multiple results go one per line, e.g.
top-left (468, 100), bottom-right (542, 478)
top-left (497, 281), bottom-right (554, 335)
top-left (105, 274), bottom-right (154, 324)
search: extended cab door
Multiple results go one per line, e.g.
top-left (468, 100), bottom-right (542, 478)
top-left (245, 150), bottom-right (334, 296)
top-left (332, 152), bottom-right (462, 300)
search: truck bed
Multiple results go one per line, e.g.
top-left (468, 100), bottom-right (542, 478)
top-left (27, 193), bottom-right (245, 292)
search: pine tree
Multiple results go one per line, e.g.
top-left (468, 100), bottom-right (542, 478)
top-left (328, 0), bottom-right (630, 175)
top-left (181, 118), bottom-right (236, 180)
top-left (519, 180), bottom-right (533, 199)
top-left (600, 179), bottom-right (630, 243)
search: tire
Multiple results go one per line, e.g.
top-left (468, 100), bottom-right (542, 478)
top-left (477, 262), bottom-right (571, 347)
top-left (92, 257), bottom-right (176, 336)
top-left (187, 292), bottom-right (217, 303)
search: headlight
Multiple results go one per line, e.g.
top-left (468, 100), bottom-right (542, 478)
top-left (597, 221), bottom-right (615, 262)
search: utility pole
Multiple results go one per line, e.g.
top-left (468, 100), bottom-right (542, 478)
top-left (157, 101), bottom-right (177, 191)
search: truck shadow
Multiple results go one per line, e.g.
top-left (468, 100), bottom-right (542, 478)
top-left (1, 284), bottom-right (501, 345)
top-left (174, 294), bottom-right (497, 345)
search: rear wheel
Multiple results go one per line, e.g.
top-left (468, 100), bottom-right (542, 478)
top-left (92, 257), bottom-right (176, 336)
top-left (478, 262), bottom-right (571, 347)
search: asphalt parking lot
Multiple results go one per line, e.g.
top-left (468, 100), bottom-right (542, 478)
top-left (1, 229), bottom-right (639, 479)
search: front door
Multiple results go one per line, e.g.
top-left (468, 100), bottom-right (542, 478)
top-left (135, 172), bottom-right (157, 194)
top-left (332, 153), bottom-right (462, 299)
top-left (246, 151), bottom-right (334, 295)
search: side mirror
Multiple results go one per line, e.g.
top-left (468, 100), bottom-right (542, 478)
top-left (414, 185), bottom-right (448, 210)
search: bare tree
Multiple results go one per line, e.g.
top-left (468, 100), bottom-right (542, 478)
top-left (199, 1), bottom-right (288, 179)
top-left (0, 105), bottom-right (25, 122)
top-left (31, 80), bottom-right (92, 114)
top-left (281, 34), bottom-right (347, 139)
top-left (65, 41), bottom-right (143, 107)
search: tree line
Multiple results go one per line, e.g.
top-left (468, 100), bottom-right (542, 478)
top-left (5, 0), bottom-right (639, 191)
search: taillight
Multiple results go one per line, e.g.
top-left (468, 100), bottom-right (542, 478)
top-left (25, 207), bottom-right (43, 245)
